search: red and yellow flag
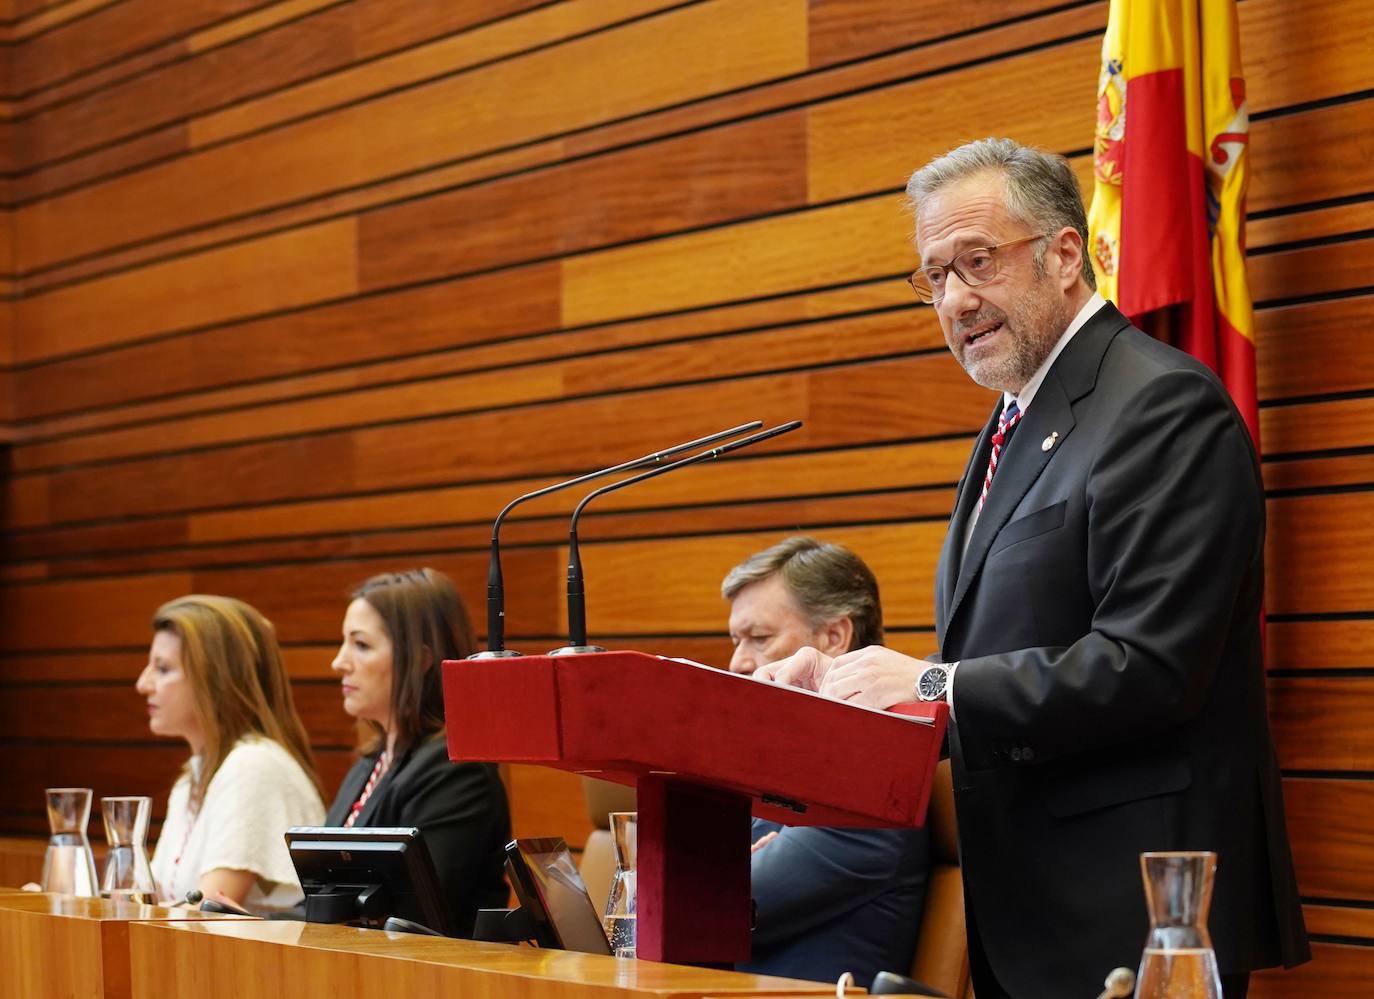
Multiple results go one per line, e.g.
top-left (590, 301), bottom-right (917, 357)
top-left (1087, 0), bottom-right (1258, 445)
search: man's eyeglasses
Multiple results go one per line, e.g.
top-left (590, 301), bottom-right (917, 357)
top-left (907, 233), bottom-right (1050, 305)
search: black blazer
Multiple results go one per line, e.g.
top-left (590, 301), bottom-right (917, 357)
top-left (935, 303), bottom-right (1309, 998)
top-left (326, 735), bottom-right (510, 936)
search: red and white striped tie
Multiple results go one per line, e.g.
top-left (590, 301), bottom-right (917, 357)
top-left (978, 400), bottom-right (1022, 512)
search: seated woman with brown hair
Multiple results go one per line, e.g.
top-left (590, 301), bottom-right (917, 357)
top-left (138, 595), bottom-right (325, 912)
top-left (326, 568), bottom-right (511, 936)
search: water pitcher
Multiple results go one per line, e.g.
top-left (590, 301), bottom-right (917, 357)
top-left (100, 796), bottom-right (156, 903)
top-left (603, 811), bottom-right (638, 958)
top-left (41, 787), bottom-right (99, 897)
top-left (1136, 851), bottom-right (1224, 999)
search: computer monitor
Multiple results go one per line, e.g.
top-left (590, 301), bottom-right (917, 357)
top-left (504, 837), bottom-right (612, 955)
top-left (285, 826), bottom-right (454, 937)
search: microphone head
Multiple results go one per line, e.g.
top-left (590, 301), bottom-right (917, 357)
top-left (1103, 967), bottom-right (1135, 998)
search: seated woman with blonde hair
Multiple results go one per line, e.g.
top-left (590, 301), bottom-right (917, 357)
top-left (138, 595), bottom-right (324, 912)
top-left (327, 568), bottom-right (510, 936)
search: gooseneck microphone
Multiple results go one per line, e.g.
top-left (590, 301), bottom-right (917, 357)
top-left (470, 422), bottom-right (764, 658)
top-left (550, 420), bottom-right (803, 655)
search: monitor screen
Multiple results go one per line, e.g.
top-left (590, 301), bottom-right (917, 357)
top-left (286, 826), bottom-right (454, 937)
top-left (505, 837), bottom-right (612, 955)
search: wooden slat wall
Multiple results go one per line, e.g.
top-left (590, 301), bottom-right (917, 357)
top-left (0, 0), bottom-right (1370, 989)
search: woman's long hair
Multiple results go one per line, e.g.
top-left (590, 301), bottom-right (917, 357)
top-left (348, 568), bottom-right (474, 758)
top-left (152, 594), bottom-right (322, 808)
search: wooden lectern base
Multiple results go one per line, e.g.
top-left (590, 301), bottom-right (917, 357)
top-left (636, 776), bottom-right (752, 966)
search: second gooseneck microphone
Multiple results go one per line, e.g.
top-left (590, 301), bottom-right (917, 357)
top-left (471, 422), bottom-right (763, 658)
top-left (551, 420), bottom-right (803, 655)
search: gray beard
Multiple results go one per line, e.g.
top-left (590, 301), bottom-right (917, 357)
top-left (957, 287), bottom-right (1071, 395)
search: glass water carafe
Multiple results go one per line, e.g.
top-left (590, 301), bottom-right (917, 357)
top-left (603, 811), bottom-right (638, 958)
top-left (40, 787), bottom-right (99, 897)
top-left (1136, 851), bottom-right (1224, 999)
top-left (100, 796), bottom-right (156, 904)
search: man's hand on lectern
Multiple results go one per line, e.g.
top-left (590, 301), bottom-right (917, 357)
top-left (819, 646), bottom-right (927, 710)
top-left (753, 645), bottom-right (834, 690)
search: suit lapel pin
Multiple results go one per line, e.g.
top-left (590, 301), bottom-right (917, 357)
top-left (1041, 431), bottom-right (1059, 452)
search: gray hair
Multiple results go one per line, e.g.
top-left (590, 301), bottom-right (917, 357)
top-left (905, 137), bottom-right (1096, 289)
top-left (721, 536), bottom-right (883, 651)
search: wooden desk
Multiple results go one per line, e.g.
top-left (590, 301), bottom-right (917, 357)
top-left (128, 920), bottom-right (843, 998)
top-left (0, 891), bottom-right (247, 999)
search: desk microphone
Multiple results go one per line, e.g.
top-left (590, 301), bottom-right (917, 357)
top-left (470, 422), bottom-right (763, 658)
top-left (551, 420), bottom-right (803, 654)
top-left (1095, 968), bottom-right (1136, 999)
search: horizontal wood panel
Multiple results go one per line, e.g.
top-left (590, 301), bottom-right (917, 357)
top-left (1256, 296), bottom-right (1374, 402)
top-left (0, 516), bottom-right (957, 652)
top-left (11, 310), bottom-right (938, 472)
top-left (1267, 621), bottom-right (1374, 671)
top-left (573, 523), bottom-right (945, 634)
top-left (1263, 398), bottom-right (1374, 459)
top-left (1269, 679), bottom-right (1374, 771)
top-left (1285, 778), bottom-right (1374, 902)
top-left (1268, 494), bottom-right (1374, 615)
top-left (10, 262), bottom-right (561, 422)
top-left (9, 121), bottom-right (191, 206)
top-left (1251, 943), bottom-right (1374, 997)
top-left (189, 0), bottom-right (677, 149)
top-left (5, 1), bottom-right (259, 98)
top-left (8, 275), bottom-right (902, 428)
top-left (2, 355), bottom-right (991, 529)
top-left (0, 644), bottom-right (342, 683)
top-left (1265, 454), bottom-right (1374, 493)
top-left (11, 219), bottom-right (358, 364)
top-left (0, 681), bottom-right (356, 748)
top-left (1302, 904), bottom-right (1374, 941)
top-left (10, 2), bottom-right (1108, 293)
top-left (349, 0), bottom-right (549, 63)
top-left (11, 0), bottom-right (809, 273)
top-left (11, 4), bottom-right (352, 173)
top-left (357, 112), bottom-right (810, 293)
top-left (806, 0), bottom-right (1071, 68)
top-left (7, 490), bottom-right (960, 583)
top-left (807, 34), bottom-right (1098, 204)
top-left (562, 195), bottom-right (913, 327)
top-left (6, 440), bottom-right (968, 558)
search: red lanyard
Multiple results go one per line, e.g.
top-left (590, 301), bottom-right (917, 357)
top-left (343, 752), bottom-right (390, 828)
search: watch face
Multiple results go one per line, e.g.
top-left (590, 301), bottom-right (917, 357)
top-left (918, 666), bottom-right (947, 700)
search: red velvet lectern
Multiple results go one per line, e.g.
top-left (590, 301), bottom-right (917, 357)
top-left (442, 651), bottom-right (947, 966)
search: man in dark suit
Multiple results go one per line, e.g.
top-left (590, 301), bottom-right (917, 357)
top-left (723, 536), bottom-right (929, 988)
top-left (759, 138), bottom-right (1309, 998)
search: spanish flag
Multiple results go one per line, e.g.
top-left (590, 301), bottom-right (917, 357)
top-left (1087, 0), bottom-right (1258, 445)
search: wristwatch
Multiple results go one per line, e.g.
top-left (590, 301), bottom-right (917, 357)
top-left (916, 663), bottom-right (951, 702)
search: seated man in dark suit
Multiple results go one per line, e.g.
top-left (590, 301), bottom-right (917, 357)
top-left (723, 536), bottom-right (929, 988)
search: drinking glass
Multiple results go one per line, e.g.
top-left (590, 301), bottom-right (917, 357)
top-left (1135, 851), bottom-right (1224, 999)
top-left (100, 796), bottom-right (156, 904)
top-left (40, 787), bottom-right (99, 897)
top-left (603, 811), bottom-right (638, 958)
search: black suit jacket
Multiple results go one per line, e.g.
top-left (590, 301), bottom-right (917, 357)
top-left (935, 302), bottom-right (1308, 998)
top-left (325, 735), bottom-right (510, 936)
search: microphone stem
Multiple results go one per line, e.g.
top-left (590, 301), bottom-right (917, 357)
top-left (566, 532), bottom-right (588, 649)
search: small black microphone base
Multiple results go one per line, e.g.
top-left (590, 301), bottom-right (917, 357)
top-left (467, 649), bottom-right (526, 659)
top-left (547, 644), bottom-right (607, 656)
